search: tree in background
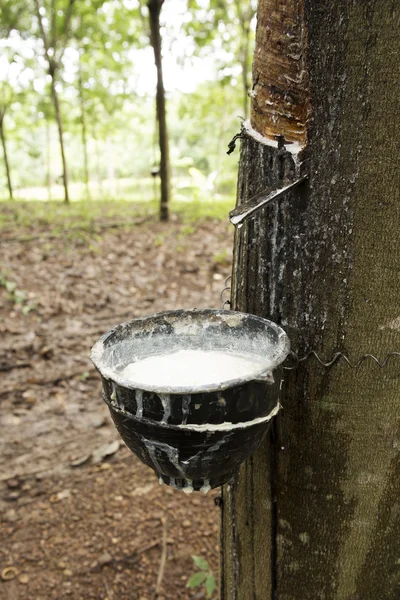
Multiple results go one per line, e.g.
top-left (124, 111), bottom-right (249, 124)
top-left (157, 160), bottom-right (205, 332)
top-left (73, 0), bottom-right (140, 200)
top-left (232, 0), bottom-right (255, 118)
top-left (77, 51), bottom-right (90, 200)
top-left (0, 1), bottom-right (30, 200)
top-left (148, 0), bottom-right (171, 221)
top-left (0, 87), bottom-right (13, 200)
top-left (187, 0), bottom-right (256, 118)
top-left (36, 94), bottom-right (55, 199)
top-left (174, 81), bottom-right (239, 196)
top-left (0, 7), bottom-right (38, 201)
top-left (32, 0), bottom-right (79, 204)
top-left (0, 0), bottom-right (249, 204)
top-left (222, 1), bottom-right (400, 598)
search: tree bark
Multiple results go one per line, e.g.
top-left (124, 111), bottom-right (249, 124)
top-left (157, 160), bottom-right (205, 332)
top-left (0, 111), bottom-right (13, 200)
top-left (46, 120), bottom-right (52, 200)
top-left (105, 135), bottom-right (116, 198)
top-left (78, 61), bottom-right (91, 200)
top-left (50, 70), bottom-right (69, 204)
top-left (34, 0), bottom-right (71, 204)
top-left (221, 1), bottom-right (400, 599)
top-left (234, 0), bottom-right (254, 119)
top-left (240, 26), bottom-right (250, 119)
top-left (148, 0), bottom-right (171, 222)
top-left (92, 123), bottom-right (104, 199)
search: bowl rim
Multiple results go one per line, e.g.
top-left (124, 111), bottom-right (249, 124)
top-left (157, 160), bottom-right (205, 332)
top-left (90, 308), bottom-right (290, 394)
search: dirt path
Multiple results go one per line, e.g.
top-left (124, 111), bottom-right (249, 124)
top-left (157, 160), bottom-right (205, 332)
top-left (0, 210), bottom-right (233, 600)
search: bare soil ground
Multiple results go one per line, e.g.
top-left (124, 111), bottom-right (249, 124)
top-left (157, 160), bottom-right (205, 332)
top-left (0, 203), bottom-right (233, 600)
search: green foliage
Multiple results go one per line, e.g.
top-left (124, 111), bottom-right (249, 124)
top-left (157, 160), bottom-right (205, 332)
top-left (184, 0), bottom-right (256, 91)
top-left (172, 197), bottom-right (233, 222)
top-left (179, 223), bottom-right (195, 236)
top-left (78, 370), bottom-right (90, 381)
top-left (205, 573), bottom-right (216, 597)
top-left (213, 247), bottom-right (230, 265)
top-left (187, 555), bottom-right (216, 597)
top-left (187, 571), bottom-right (207, 587)
top-left (192, 555), bottom-right (210, 571)
top-left (154, 233), bottom-right (165, 246)
top-left (0, 1), bottom-right (30, 39)
top-left (0, 273), bottom-right (36, 314)
top-left (0, 0), bottom-right (248, 207)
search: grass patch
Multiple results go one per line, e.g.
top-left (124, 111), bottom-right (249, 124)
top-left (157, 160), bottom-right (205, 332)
top-left (171, 197), bottom-right (233, 222)
top-left (0, 193), bottom-right (234, 236)
top-left (0, 198), bottom-right (157, 233)
top-left (0, 272), bottom-right (36, 314)
top-left (213, 248), bottom-right (231, 265)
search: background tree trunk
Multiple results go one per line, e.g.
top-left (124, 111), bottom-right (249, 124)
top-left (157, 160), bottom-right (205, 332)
top-left (50, 70), bottom-right (70, 204)
top-left (105, 135), bottom-right (117, 198)
top-left (0, 110), bottom-right (13, 200)
top-left (34, 0), bottom-right (70, 204)
top-left (221, 1), bottom-right (400, 599)
top-left (148, 0), bottom-right (171, 222)
top-left (46, 120), bottom-right (52, 200)
top-left (234, 0), bottom-right (254, 119)
top-left (92, 124), bottom-right (104, 199)
top-left (78, 60), bottom-right (91, 200)
top-left (239, 26), bottom-right (250, 119)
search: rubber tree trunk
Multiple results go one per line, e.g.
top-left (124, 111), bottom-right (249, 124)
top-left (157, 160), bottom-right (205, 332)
top-left (50, 67), bottom-right (69, 204)
top-left (33, 0), bottom-right (70, 204)
top-left (221, 2), bottom-right (400, 599)
top-left (46, 120), bottom-right (52, 200)
top-left (92, 124), bottom-right (104, 199)
top-left (0, 112), bottom-right (13, 200)
top-left (78, 60), bottom-right (90, 200)
top-left (148, 0), bottom-right (171, 222)
top-left (105, 136), bottom-right (116, 198)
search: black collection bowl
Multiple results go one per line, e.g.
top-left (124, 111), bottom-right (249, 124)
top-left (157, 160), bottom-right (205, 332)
top-left (91, 309), bottom-right (289, 493)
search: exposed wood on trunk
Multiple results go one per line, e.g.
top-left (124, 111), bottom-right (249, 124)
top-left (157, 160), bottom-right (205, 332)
top-left (0, 108), bottom-right (13, 200)
top-left (148, 0), bottom-right (171, 222)
top-left (222, 1), bottom-right (400, 598)
top-left (250, 0), bottom-right (310, 144)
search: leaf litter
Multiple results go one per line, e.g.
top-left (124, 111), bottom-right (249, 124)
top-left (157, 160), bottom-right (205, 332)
top-left (0, 209), bottom-right (232, 599)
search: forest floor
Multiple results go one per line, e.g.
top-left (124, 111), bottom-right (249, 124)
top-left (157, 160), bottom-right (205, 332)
top-left (0, 200), bottom-right (233, 600)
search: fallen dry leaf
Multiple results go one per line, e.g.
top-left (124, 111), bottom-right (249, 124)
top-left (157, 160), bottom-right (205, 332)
top-left (91, 440), bottom-right (120, 465)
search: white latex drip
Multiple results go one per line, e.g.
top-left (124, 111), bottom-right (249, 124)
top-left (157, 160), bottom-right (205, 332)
top-left (182, 479), bottom-right (194, 494)
top-left (135, 389), bottom-right (143, 418)
top-left (181, 395), bottom-right (191, 425)
top-left (200, 479), bottom-right (211, 494)
top-left (159, 394), bottom-right (171, 424)
top-left (120, 349), bottom-right (269, 389)
top-left (143, 439), bottom-right (186, 480)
